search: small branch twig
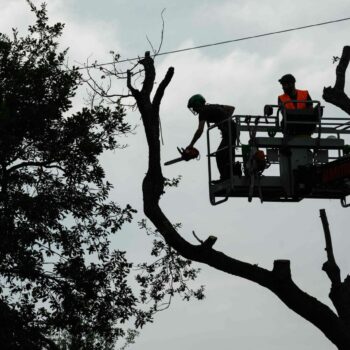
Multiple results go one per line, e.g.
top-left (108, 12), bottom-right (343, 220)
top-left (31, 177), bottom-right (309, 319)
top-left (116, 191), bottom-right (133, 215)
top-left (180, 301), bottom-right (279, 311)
top-left (192, 231), bottom-right (203, 244)
top-left (156, 9), bottom-right (166, 56)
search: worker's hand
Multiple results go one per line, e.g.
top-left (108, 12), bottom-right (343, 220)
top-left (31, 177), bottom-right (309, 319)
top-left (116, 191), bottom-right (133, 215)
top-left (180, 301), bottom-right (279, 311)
top-left (182, 147), bottom-right (192, 161)
top-left (182, 146), bottom-right (199, 161)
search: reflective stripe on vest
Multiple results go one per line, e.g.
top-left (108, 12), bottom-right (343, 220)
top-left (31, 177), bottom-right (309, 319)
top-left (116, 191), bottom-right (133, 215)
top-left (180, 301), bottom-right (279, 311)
top-left (278, 90), bottom-right (309, 109)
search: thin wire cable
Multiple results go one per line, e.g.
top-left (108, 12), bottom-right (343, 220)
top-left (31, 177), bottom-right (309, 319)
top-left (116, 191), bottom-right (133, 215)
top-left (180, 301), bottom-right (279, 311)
top-left (77, 16), bottom-right (350, 70)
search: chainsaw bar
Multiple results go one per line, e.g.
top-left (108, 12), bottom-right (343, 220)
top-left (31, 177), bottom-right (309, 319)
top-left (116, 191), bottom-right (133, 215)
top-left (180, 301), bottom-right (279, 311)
top-left (164, 147), bottom-right (185, 166)
top-left (164, 157), bottom-right (184, 166)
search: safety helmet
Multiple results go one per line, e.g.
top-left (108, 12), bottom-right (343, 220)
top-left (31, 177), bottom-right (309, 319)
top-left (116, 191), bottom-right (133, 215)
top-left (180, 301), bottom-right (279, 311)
top-left (187, 94), bottom-right (206, 109)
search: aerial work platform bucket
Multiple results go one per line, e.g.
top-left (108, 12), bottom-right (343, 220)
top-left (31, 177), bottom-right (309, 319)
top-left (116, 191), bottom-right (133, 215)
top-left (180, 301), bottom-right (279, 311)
top-left (207, 101), bottom-right (350, 207)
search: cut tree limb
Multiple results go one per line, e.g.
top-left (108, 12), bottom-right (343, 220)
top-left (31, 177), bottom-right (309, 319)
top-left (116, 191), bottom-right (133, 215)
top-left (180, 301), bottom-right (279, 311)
top-left (320, 209), bottom-right (341, 286)
top-left (320, 209), bottom-right (350, 327)
top-left (323, 46), bottom-right (350, 115)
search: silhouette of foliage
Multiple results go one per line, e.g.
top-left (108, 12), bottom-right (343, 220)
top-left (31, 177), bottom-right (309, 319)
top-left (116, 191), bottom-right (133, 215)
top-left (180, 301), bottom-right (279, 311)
top-left (0, 3), bottom-right (203, 349)
top-left (136, 220), bottom-right (204, 312)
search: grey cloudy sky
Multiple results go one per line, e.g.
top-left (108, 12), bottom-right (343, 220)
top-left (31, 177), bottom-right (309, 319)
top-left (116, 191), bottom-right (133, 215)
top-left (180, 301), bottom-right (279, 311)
top-left (1, 1), bottom-right (350, 349)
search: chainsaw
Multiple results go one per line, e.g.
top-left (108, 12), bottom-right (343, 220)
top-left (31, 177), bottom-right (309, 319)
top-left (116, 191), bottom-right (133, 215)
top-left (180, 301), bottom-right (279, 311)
top-left (164, 147), bottom-right (199, 166)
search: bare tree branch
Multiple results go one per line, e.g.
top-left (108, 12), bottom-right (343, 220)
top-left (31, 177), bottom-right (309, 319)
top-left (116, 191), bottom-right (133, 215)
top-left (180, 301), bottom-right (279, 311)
top-left (323, 46), bottom-right (350, 115)
top-left (127, 70), bottom-right (140, 99)
top-left (320, 209), bottom-right (341, 285)
top-left (157, 9), bottom-right (166, 55)
top-left (334, 47), bottom-right (350, 91)
top-left (319, 209), bottom-right (350, 328)
top-left (145, 8), bottom-right (166, 58)
top-left (7, 161), bottom-right (65, 173)
top-left (153, 67), bottom-right (174, 112)
top-left (146, 35), bottom-right (157, 56)
top-left (139, 52), bottom-right (155, 97)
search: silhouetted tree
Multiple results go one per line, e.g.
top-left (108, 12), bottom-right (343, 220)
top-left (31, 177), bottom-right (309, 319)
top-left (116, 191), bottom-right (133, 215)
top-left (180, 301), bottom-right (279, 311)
top-left (0, 2), bottom-right (203, 349)
top-left (125, 48), bottom-right (350, 350)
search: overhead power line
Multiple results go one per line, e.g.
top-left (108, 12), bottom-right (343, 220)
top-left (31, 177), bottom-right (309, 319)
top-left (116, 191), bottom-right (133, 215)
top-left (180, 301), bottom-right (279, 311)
top-left (78, 16), bottom-right (350, 70)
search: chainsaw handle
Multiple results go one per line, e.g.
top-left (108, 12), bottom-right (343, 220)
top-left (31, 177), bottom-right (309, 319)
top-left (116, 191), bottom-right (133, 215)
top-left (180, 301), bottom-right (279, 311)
top-left (165, 146), bottom-right (199, 165)
top-left (177, 147), bottom-right (184, 156)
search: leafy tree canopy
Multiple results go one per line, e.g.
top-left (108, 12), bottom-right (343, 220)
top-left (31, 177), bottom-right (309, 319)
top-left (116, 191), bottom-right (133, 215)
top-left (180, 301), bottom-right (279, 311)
top-left (0, 2), bottom-right (203, 349)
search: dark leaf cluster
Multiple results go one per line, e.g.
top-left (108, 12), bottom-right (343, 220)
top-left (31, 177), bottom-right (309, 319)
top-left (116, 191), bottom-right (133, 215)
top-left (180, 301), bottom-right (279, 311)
top-left (0, 3), bottom-right (150, 349)
top-left (163, 175), bottom-right (182, 189)
top-left (136, 220), bottom-right (205, 315)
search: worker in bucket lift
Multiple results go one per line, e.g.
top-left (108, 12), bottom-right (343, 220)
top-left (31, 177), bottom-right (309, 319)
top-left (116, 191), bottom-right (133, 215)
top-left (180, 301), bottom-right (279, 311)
top-left (264, 74), bottom-right (314, 135)
top-left (185, 94), bottom-right (241, 182)
top-left (278, 74), bottom-right (317, 136)
top-left (278, 74), bottom-right (312, 110)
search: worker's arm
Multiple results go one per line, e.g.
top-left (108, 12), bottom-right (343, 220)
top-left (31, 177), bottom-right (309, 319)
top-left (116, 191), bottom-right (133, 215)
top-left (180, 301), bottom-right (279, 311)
top-left (187, 120), bottom-right (206, 148)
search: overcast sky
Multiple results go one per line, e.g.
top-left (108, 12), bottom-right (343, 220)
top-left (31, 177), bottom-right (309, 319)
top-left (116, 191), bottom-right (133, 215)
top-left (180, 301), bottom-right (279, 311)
top-left (1, 1), bottom-right (350, 349)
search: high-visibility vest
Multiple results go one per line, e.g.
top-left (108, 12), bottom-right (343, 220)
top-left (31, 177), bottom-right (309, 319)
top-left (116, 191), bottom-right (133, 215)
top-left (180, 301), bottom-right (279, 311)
top-left (278, 89), bottom-right (309, 110)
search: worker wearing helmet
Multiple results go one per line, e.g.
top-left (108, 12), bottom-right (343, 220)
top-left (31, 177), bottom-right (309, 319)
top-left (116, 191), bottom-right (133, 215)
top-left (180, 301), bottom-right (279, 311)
top-left (185, 94), bottom-right (239, 181)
